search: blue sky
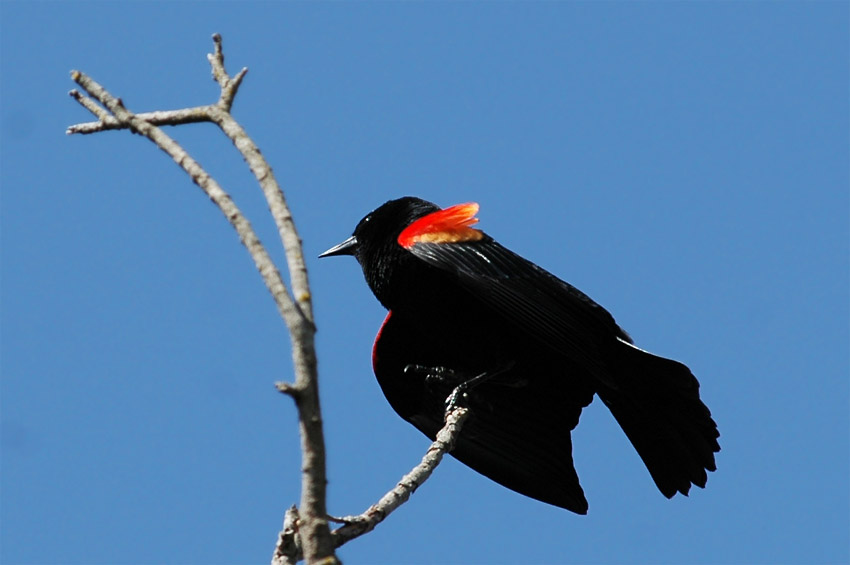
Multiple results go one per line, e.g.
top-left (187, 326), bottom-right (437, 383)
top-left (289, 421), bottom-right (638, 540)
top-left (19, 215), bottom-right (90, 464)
top-left (2, 2), bottom-right (847, 564)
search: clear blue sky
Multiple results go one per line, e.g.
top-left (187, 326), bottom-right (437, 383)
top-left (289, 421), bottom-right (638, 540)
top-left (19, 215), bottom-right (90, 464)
top-left (2, 3), bottom-right (848, 564)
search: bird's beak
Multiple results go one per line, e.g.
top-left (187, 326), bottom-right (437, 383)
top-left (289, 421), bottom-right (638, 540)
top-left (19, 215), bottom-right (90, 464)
top-left (319, 235), bottom-right (359, 258)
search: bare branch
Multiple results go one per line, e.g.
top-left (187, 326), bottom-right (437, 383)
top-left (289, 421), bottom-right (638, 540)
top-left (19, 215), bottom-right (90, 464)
top-left (201, 38), bottom-right (328, 563)
top-left (272, 506), bottom-right (302, 565)
top-left (68, 89), bottom-right (110, 122)
top-left (208, 33), bottom-right (229, 89)
top-left (66, 104), bottom-right (215, 134)
top-left (329, 406), bottom-right (471, 549)
top-left (68, 43), bottom-right (315, 330)
top-left (67, 35), bottom-right (337, 563)
top-left (68, 70), bottom-right (302, 333)
top-left (207, 33), bottom-right (248, 110)
top-left (203, 38), bottom-right (314, 325)
top-left (209, 109), bottom-right (315, 327)
top-left (273, 406), bottom-right (471, 562)
top-left (275, 381), bottom-right (301, 399)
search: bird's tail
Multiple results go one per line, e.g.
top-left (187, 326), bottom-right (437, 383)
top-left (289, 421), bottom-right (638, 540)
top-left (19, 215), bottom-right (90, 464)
top-left (596, 338), bottom-right (720, 498)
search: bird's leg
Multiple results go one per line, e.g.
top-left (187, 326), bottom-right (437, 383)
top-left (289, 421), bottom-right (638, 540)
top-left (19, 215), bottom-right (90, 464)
top-left (444, 371), bottom-right (493, 411)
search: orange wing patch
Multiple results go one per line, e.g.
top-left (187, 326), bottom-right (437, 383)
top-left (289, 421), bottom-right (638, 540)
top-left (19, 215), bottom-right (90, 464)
top-left (398, 202), bottom-right (484, 248)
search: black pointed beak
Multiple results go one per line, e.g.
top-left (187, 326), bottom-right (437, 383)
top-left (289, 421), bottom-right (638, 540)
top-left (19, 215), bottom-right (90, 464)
top-left (319, 235), bottom-right (359, 258)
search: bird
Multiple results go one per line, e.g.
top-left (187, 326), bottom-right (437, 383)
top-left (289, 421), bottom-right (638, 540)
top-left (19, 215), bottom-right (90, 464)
top-left (320, 196), bottom-right (719, 514)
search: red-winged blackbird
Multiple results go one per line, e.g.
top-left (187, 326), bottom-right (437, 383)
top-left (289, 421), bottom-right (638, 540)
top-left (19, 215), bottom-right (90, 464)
top-left (321, 197), bottom-right (719, 514)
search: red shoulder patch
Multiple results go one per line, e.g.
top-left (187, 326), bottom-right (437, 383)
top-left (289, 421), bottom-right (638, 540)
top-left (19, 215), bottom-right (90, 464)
top-left (397, 202), bottom-right (484, 249)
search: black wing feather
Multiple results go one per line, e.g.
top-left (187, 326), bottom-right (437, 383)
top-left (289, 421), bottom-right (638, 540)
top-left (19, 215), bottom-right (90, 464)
top-left (408, 237), bottom-right (629, 379)
top-left (401, 234), bottom-right (719, 504)
top-left (408, 236), bottom-right (720, 499)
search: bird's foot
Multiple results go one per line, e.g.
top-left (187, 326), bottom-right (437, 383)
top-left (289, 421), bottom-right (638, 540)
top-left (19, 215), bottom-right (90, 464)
top-left (444, 370), bottom-right (491, 412)
top-left (444, 361), bottom-right (517, 415)
top-left (404, 362), bottom-right (516, 417)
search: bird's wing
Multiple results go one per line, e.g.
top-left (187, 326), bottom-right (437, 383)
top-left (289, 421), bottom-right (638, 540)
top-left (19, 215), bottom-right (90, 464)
top-left (410, 399), bottom-right (590, 513)
top-left (406, 237), bottom-right (631, 378)
top-left (374, 308), bottom-right (594, 513)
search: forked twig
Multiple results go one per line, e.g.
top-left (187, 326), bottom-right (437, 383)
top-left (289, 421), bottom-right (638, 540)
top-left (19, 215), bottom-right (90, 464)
top-left (68, 34), bottom-right (333, 565)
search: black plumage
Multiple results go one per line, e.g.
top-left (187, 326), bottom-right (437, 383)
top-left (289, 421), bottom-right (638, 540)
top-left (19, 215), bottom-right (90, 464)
top-left (320, 196), bottom-right (719, 513)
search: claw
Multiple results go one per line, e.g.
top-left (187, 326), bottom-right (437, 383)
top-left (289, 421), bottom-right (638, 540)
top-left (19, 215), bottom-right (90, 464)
top-left (445, 370), bottom-right (491, 412)
top-left (403, 362), bottom-right (517, 419)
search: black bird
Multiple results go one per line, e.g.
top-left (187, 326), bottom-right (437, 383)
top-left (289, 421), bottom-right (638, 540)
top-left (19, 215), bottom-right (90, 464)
top-left (320, 197), bottom-right (719, 514)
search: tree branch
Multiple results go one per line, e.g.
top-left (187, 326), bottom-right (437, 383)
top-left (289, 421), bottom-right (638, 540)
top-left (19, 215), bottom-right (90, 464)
top-left (272, 506), bottom-right (302, 565)
top-left (273, 406), bottom-right (471, 562)
top-left (66, 103), bottom-right (215, 134)
top-left (331, 406), bottom-right (471, 548)
top-left (204, 37), bottom-right (327, 557)
top-left (206, 34), bottom-right (314, 326)
top-left (68, 70), bottom-right (302, 333)
top-left (67, 35), bottom-right (336, 565)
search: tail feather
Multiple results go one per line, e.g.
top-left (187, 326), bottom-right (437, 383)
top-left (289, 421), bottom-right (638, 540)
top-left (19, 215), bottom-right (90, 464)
top-left (597, 338), bottom-right (720, 498)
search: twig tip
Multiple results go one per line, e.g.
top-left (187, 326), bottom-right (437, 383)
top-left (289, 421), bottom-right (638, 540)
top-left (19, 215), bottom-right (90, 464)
top-left (275, 381), bottom-right (300, 398)
top-left (212, 34), bottom-right (224, 57)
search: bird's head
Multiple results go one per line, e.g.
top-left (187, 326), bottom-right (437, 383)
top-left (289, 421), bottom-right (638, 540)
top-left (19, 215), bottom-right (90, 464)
top-left (319, 196), bottom-right (442, 307)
